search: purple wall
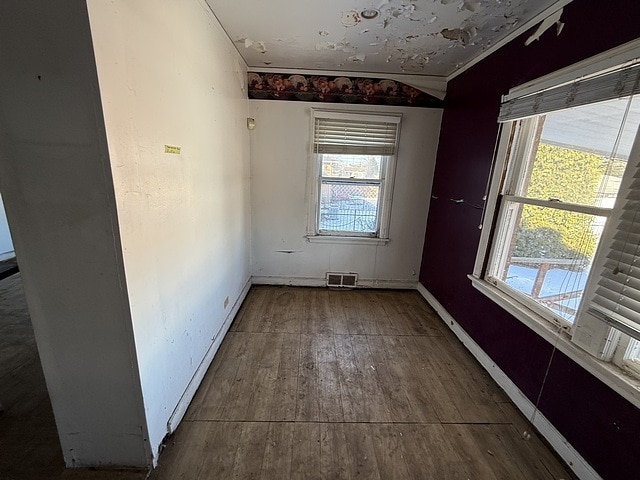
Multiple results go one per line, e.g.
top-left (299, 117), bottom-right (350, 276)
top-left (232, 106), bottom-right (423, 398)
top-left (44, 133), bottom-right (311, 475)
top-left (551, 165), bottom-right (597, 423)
top-left (420, 1), bottom-right (640, 478)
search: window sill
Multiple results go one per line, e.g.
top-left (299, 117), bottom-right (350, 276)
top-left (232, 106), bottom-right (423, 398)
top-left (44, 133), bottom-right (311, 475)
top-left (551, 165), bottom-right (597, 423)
top-left (468, 274), bottom-right (640, 409)
top-left (306, 235), bottom-right (389, 246)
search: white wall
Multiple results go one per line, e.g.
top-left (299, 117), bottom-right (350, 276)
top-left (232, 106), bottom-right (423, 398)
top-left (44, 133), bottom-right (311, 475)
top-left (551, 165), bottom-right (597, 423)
top-left (0, 194), bottom-right (14, 260)
top-left (87, 0), bottom-right (251, 461)
top-left (250, 100), bottom-right (441, 286)
top-left (0, 0), bottom-right (150, 467)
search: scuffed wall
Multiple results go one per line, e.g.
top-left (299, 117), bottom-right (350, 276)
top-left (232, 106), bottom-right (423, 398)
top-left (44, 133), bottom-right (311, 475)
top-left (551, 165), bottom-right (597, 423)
top-left (250, 100), bottom-right (441, 287)
top-left (87, 0), bottom-right (251, 460)
top-left (0, 0), bottom-right (151, 467)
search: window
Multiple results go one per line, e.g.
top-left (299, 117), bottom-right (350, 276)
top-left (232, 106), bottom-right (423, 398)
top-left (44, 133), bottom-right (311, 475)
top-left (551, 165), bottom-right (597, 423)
top-left (473, 52), bottom-right (640, 384)
top-left (486, 97), bottom-right (640, 328)
top-left (307, 111), bottom-right (401, 241)
top-left (613, 336), bottom-right (640, 377)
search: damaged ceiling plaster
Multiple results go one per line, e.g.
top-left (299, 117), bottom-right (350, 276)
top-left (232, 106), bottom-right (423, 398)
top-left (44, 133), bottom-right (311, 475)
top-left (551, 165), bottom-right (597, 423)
top-left (208, 0), bottom-right (566, 77)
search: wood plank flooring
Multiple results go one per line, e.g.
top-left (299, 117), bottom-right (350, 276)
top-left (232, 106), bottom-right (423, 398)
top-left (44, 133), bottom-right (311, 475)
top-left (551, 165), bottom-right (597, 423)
top-left (0, 278), bottom-right (572, 479)
top-left (150, 286), bottom-right (573, 480)
top-left (0, 273), bottom-right (65, 480)
top-left (0, 274), bottom-right (148, 480)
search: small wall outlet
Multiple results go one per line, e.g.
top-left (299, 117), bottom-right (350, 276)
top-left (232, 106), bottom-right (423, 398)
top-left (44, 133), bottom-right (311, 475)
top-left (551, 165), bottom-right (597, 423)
top-left (224, 296), bottom-right (229, 309)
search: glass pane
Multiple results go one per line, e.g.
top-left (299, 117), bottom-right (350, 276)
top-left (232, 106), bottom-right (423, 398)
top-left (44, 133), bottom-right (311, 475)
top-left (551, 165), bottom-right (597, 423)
top-left (319, 182), bottom-right (379, 233)
top-left (518, 96), bottom-right (640, 207)
top-left (320, 154), bottom-right (382, 180)
top-left (626, 338), bottom-right (640, 363)
top-left (492, 202), bottom-right (606, 324)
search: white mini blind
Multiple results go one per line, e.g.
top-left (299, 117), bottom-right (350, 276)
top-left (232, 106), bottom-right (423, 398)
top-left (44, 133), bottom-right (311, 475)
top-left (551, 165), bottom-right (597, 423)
top-left (313, 113), bottom-right (400, 156)
top-left (499, 62), bottom-right (640, 122)
top-left (589, 161), bottom-right (640, 340)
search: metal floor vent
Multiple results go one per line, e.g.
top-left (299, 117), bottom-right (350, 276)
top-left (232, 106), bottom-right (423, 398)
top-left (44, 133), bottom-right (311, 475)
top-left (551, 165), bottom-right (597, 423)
top-left (326, 272), bottom-right (358, 288)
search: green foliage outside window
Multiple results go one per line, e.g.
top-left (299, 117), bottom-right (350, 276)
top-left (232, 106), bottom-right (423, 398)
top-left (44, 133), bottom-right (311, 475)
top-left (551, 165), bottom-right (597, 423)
top-left (513, 144), bottom-right (605, 261)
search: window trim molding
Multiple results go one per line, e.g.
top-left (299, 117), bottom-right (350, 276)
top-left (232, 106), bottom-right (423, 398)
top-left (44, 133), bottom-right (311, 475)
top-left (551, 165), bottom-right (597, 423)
top-left (501, 194), bottom-right (613, 217)
top-left (305, 234), bottom-right (389, 246)
top-left (485, 275), bottom-right (574, 330)
top-left (473, 120), bottom-right (522, 277)
top-left (306, 108), bottom-right (401, 242)
top-left (469, 274), bottom-right (640, 409)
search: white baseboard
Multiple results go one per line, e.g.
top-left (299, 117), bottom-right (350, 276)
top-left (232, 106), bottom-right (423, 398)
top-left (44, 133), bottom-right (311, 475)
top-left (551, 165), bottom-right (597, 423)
top-left (252, 275), bottom-right (326, 287)
top-left (416, 283), bottom-right (602, 480)
top-left (166, 278), bottom-right (252, 436)
top-left (251, 275), bottom-right (417, 289)
top-left (357, 279), bottom-right (417, 289)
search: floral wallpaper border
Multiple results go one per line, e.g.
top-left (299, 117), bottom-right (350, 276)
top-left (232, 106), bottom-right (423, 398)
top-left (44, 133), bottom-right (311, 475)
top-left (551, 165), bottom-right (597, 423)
top-left (248, 72), bottom-right (444, 108)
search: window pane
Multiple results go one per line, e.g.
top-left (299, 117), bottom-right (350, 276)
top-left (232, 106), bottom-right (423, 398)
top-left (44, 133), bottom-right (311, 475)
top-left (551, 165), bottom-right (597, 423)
top-left (518, 96), bottom-right (640, 207)
top-left (492, 202), bottom-right (606, 324)
top-left (626, 338), bottom-right (640, 364)
top-left (320, 154), bottom-right (382, 180)
top-left (319, 182), bottom-right (379, 233)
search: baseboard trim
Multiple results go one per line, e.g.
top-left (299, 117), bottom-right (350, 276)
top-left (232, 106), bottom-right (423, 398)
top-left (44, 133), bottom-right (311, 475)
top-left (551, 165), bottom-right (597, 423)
top-left (252, 275), bottom-right (325, 287)
top-left (416, 283), bottom-right (602, 480)
top-left (166, 277), bottom-right (252, 436)
top-left (358, 279), bottom-right (417, 289)
top-left (251, 275), bottom-right (417, 289)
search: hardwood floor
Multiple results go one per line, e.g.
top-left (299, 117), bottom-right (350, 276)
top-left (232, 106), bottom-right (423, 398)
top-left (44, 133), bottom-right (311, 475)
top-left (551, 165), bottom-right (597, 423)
top-left (150, 286), bottom-right (573, 480)
top-left (0, 273), bottom-right (64, 480)
top-left (0, 279), bottom-right (572, 479)
top-left (0, 275), bottom-right (147, 480)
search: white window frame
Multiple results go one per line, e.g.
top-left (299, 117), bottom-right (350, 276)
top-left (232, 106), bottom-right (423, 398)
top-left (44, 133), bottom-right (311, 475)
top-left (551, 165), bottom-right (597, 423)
top-left (612, 335), bottom-right (640, 377)
top-left (305, 109), bottom-right (401, 244)
top-left (483, 115), bottom-right (616, 331)
top-left (470, 39), bottom-right (640, 408)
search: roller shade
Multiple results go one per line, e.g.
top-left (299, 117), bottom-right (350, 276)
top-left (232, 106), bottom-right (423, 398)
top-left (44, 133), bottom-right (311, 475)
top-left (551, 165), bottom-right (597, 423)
top-left (313, 113), bottom-right (400, 156)
top-left (499, 62), bottom-right (640, 122)
top-left (589, 162), bottom-right (640, 340)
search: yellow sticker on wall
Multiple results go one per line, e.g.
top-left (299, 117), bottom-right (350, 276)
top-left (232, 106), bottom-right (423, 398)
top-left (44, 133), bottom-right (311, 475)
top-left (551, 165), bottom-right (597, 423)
top-left (164, 145), bottom-right (181, 154)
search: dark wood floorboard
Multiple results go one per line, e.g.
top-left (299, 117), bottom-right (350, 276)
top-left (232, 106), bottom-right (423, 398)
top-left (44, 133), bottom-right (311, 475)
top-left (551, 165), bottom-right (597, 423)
top-left (0, 273), bottom-right (65, 480)
top-left (151, 285), bottom-right (574, 480)
top-left (0, 280), bottom-right (573, 479)
top-left (0, 274), bottom-right (147, 480)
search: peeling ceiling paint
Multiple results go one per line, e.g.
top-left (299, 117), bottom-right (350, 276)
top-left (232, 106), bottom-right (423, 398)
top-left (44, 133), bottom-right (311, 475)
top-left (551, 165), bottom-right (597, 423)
top-left (209, 0), bottom-right (566, 77)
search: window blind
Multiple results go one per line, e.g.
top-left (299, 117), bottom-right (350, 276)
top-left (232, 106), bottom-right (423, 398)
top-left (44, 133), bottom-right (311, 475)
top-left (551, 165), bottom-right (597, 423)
top-left (499, 62), bottom-right (640, 122)
top-left (589, 161), bottom-right (640, 340)
top-left (313, 114), bottom-right (400, 156)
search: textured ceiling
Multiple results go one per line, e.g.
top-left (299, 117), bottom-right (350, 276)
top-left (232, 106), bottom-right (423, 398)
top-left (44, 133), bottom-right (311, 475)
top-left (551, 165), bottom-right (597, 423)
top-left (207, 0), bottom-right (565, 78)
